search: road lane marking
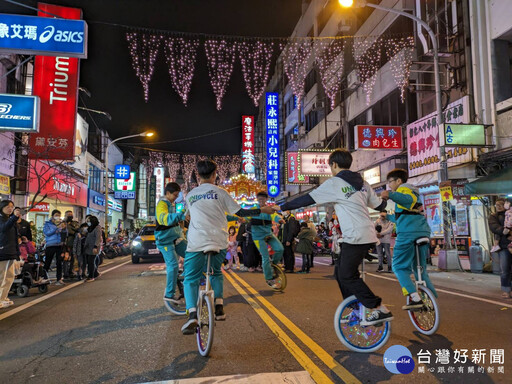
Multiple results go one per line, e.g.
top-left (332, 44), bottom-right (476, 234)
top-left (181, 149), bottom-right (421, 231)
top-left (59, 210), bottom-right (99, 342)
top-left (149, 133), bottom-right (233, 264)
top-left (0, 259), bottom-right (131, 321)
top-left (223, 271), bottom-right (334, 384)
top-left (365, 272), bottom-right (512, 309)
top-left (228, 271), bottom-right (362, 384)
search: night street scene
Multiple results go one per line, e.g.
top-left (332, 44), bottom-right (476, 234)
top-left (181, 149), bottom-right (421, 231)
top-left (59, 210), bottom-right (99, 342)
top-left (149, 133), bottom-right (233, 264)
top-left (1, 0), bottom-right (512, 383)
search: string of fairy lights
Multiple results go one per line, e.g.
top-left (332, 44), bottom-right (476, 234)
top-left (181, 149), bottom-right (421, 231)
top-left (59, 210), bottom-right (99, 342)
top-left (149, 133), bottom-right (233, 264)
top-left (125, 31), bottom-right (417, 109)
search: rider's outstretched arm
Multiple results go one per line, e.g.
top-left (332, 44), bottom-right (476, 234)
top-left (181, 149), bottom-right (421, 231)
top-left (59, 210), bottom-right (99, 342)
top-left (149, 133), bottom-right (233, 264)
top-left (235, 208), bottom-right (261, 217)
top-left (280, 194), bottom-right (315, 211)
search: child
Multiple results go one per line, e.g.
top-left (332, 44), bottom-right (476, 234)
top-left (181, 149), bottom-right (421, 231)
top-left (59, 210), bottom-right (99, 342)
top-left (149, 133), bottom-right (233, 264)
top-left (381, 168), bottom-right (438, 310)
top-left (19, 237), bottom-right (47, 284)
top-left (226, 226), bottom-right (239, 270)
top-left (296, 222), bottom-right (315, 273)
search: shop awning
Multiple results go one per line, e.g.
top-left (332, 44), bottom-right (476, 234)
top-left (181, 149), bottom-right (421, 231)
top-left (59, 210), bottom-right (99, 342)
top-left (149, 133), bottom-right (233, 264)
top-left (464, 168), bottom-right (512, 196)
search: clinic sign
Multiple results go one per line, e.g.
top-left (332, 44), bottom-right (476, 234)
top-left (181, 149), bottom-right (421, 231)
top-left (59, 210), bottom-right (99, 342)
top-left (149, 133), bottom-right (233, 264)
top-left (0, 94), bottom-right (40, 132)
top-left (439, 124), bottom-right (486, 147)
top-left (355, 125), bottom-right (403, 149)
top-left (0, 13), bottom-right (87, 58)
top-left (286, 151), bottom-right (310, 185)
top-left (266, 93), bottom-right (280, 198)
top-left (299, 150), bottom-right (332, 177)
top-left (242, 115), bottom-right (255, 174)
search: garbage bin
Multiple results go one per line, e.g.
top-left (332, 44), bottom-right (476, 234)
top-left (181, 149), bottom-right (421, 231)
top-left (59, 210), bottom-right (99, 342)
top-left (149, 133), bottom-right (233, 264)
top-left (469, 241), bottom-right (483, 273)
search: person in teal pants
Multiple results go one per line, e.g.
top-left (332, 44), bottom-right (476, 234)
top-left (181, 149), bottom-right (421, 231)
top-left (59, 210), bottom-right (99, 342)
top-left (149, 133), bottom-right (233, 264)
top-left (155, 182), bottom-right (187, 305)
top-left (250, 191), bottom-right (284, 290)
top-left (381, 169), bottom-right (438, 310)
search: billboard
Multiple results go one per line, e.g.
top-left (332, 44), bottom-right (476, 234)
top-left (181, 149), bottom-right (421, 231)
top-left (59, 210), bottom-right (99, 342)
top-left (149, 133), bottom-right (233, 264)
top-left (298, 150), bottom-right (332, 177)
top-left (241, 115), bottom-right (255, 174)
top-left (0, 94), bottom-right (40, 132)
top-left (285, 151), bottom-right (310, 184)
top-left (266, 93), bottom-right (280, 198)
top-left (354, 125), bottom-right (403, 150)
top-left (29, 3), bottom-right (82, 160)
top-left (439, 124), bottom-right (486, 147)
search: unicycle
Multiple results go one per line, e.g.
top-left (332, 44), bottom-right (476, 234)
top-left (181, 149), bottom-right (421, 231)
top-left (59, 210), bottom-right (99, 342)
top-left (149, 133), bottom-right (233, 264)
top-left (333, 259), bottom-right (391, 353)
top-left (271, 263), bottom-right (287, 291)
top-left (407, 237), bottom-right (440, 335)
top-left (164, 270), bottom-right (186, 315)
top-left (196, 250), bottom-right (216, 357)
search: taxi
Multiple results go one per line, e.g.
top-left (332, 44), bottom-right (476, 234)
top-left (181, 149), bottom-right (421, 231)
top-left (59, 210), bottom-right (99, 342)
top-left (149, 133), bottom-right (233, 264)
top-left (131, 224), bottom-right (163, 263)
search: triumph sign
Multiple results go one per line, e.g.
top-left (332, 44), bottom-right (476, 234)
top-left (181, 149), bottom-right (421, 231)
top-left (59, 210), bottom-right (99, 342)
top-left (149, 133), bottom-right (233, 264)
top-left (0, 12), bottom-right (87, 58)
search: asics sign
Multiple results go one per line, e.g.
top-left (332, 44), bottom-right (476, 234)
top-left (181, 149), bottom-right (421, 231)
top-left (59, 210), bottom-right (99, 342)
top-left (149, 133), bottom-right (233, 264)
top-left (0, 13), bottom-right (87, 58)
top-left (0, 94), bottom-right (40, 133)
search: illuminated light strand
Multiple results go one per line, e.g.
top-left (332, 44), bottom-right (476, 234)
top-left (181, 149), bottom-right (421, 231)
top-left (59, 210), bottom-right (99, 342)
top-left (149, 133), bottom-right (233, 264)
top-left (164, 153), bottom-right (181, 181)
top-left (385, 36), bottom-right (415, 103)
top-left (353, 37), bottom-right (382, 105)
top-left (181, 154), bottom-right (197, 190)
top-left (126, 32), bottom-right (161, 102)
top-left (163, 37), bottom-right (200, 106)
top-left (238, 40), bottom-right (274, 106)
top-left (205, 39), bottom-right (237, 110)
top-left (282, 38), bottom-right (313, 107)
top-left (314, 39), bottom-right (344, 109)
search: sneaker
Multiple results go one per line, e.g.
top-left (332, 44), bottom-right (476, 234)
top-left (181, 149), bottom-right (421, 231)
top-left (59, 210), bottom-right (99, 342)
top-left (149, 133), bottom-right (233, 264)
top-left (266, 279), bottom-right (282, 290)
top-left (54, 280), bottom-right (66, 286)
top-left (255, 266), bottom-right (263, 272)
top-left (248, 267), bottom-right (255, 272)
top-left (0, 300), bottom-right (13, 309)
top-left (376, 266), bottom-right (384, 273)
top-left (215, 304), bottom-right (226, 321)
top-left (387, 268), bottom-right (392, 273)
top-left (501, 292), bottom-right (511, 299)
top-left (181, 312), bottom-right (198, 335)
top-left (402, 300), bottom-right (425, 310)
top-left (239, 266), bottom-right (249, 272)
top-left (164, 296), bottom-right (181, 305)
top-left (360, 310), bottom-right (394, 326)
top-left (85, 278), bottom-right (95, 283)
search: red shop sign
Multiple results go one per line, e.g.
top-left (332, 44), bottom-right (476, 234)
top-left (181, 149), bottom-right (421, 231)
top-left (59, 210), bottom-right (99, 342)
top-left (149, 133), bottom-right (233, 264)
top-left (28, 201), bottom-right (50, 212)
top-left (354, 125), bottom-right (403, 150)
top-left (28, 160), bottom-right (88, 206)
top-left (241, 115), bottom-right (255, 173)
top-left (29, 3), bottom-right (82, 160)
top-left (286, 151), bottom-right (310, 184)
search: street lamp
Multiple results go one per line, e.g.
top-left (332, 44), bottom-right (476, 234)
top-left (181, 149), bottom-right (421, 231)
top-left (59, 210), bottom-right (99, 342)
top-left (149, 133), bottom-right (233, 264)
top-left (104, 131), bottom-right (154, 237)
top-left (339, 1), bottom-right (458, 261)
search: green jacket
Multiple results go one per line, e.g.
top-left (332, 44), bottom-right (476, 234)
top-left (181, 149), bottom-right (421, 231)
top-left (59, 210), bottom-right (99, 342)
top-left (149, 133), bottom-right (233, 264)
top-left (295, 227), bottom-right (316, 255)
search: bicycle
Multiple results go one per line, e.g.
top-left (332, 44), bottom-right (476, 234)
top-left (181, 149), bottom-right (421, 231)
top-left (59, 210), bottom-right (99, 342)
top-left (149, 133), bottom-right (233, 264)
top-left (195, 250), bottom-right (216, 357)
top-left (163, 269), bottom-right (186, 316)
top-left (406, 237), bottom-right (440, 335)
top-left (334, 259), bottom-right (391, 353)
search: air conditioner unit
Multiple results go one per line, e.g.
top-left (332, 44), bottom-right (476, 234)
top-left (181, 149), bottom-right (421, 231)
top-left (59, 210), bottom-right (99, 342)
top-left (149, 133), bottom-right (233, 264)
top-left (289, 134), bottom-right (299, 141)
top-left (347, 70), bottom-right (359, 90)
top-left (299, 125), bottom-right (306, 136)
top-left (312, 101), bottom-right (324, 111)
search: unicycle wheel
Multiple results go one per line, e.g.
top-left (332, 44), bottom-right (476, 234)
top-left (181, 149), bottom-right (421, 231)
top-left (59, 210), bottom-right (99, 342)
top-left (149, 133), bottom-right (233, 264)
top-left (196, 295), bottom-right (215, 357)
top-left (271, 263), bottom-right (287, 291)
top-left (334, 295), bottom-right (391, 353)
top-left (163, 277), bottom-right (187, 315)
top-left (408, 286), bottom-right (440, 335)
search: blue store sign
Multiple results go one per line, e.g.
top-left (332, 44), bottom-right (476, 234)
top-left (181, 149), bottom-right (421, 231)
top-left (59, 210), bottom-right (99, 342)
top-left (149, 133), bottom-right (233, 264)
top-left (0, 94), bottom-right (39, 132)
top-left (0, 13), bottom-right (87, 58)
top-left (115, 164), bottom-right (131, 179)
top-left (266, 92), bottom-right (280, 198)
top-left (88, 189), bottom-right (122, 213)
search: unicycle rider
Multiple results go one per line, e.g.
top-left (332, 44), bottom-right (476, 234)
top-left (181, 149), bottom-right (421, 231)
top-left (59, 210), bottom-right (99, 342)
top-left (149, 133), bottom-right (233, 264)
top-left (274, 149), bottom-right (393, 326)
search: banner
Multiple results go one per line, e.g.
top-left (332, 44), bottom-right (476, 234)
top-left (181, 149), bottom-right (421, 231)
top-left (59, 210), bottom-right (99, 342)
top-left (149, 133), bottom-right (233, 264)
top-left (354, 125), bottom-right (402, 149)
top-left (285, 151), bottom-right (310, 184)
top-left (241, 115), bottom-right (255, 173)
top-left (29, 3), bottom-right (81, 160)
top-left (423, 193), bottom-right (442, 237)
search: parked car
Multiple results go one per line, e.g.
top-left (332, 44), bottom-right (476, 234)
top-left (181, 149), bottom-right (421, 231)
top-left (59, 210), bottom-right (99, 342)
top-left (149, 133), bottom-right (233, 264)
top-left (131, 224), bottom-right (163, 264)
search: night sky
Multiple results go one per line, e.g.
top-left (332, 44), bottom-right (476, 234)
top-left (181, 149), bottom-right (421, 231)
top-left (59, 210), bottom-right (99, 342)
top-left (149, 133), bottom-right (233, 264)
top-left (2, 0), bottom-right (302, 154)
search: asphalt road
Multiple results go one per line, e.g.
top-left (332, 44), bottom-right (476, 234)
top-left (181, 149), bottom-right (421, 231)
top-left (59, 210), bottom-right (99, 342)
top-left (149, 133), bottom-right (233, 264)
top-left (1, 255), bottom-right (511, 384)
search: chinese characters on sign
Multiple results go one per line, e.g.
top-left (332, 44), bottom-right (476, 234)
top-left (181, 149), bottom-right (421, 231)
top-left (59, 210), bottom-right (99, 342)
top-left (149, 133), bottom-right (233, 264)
top-left (114, 172), bottom-right (136, 200)
top-left (266, 93), bottom-right (280, 198)
top-left (355, 125), bottom-right (403, 149)
top-left (298, 151), bottom-right (332, 177)
top-left (416, 348), bottom-right (505, 375)
top-left (286, 152), bottom-right (310, 185)
top-left (407, 96), bottom-right (472, 177)
top-left (241, 115), bottom-right (255, 174)
top-left (148, 175), bottom-right (156, 217)
top-left (440, 124), bottom-right (486, 146)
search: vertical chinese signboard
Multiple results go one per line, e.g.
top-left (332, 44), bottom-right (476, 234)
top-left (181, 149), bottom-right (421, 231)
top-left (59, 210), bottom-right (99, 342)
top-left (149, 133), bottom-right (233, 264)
top-left (147, 176), bottom-right (156, 217)
top-left (29, 3), bottom-right (82, 160)
top-left (354, 125), bottom-right (403, 149)
top-left (266, 92), bottom-right (280, 198)
top-left (241, 115), bottom-right (255, 174)
top-left (286, 152), bottom-right (310, 184)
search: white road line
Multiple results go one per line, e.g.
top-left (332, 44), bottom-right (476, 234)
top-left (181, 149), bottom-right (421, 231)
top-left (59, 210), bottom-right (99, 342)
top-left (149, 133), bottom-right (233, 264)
top-left (0, 260), bottom-right (131, 321)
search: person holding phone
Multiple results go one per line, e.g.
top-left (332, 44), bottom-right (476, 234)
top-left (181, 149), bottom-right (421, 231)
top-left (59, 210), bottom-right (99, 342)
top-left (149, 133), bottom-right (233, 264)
top-left (43, 210), bottom-right (67, 285)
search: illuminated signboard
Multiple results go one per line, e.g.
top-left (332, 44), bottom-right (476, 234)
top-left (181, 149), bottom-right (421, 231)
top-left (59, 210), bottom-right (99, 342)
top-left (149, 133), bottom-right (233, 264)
top-left (266, 92), bottom-right (280, 198)
top-left (286, 151), bottom-right (310, 184)
top-left (363, 166), bottom-right (381, 185)
top-left (114, 172), bottom-right (136, 199)
top-left (115, 164), bottom-right (130, 179)
top-left (0, 94), bottom-right (40, 132)
top-left (241, 115), bottom-right (255, 174)
top-left (354, 125), bottom-right (403, 150)
top-left (439, 124), bottom-right (486, 147)
top-left (298, 150), bottom-right (332, 177)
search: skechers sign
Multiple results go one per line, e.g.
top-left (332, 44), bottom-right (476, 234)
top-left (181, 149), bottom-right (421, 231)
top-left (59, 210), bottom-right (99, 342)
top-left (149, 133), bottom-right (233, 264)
top-left (0, 94), bottom-right (39, 132)
top-left (0, 13), bottom-right (87, 58)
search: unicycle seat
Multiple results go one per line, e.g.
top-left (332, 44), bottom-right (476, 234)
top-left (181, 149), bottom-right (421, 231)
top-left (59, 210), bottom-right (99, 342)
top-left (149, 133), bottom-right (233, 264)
top-left (415, 237), bottom-right (429, 246)
top-left (203, 248), bottom-right (220, 255)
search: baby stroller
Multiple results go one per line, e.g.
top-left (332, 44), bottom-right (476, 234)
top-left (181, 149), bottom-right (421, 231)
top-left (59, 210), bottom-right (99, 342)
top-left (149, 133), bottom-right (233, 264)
top-left (10, 256), bottom-right (51, 297)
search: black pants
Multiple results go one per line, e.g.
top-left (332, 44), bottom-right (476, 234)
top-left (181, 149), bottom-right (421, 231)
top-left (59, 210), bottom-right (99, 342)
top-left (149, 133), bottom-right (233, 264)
top-left (301, 253), bottom-right (312, 271)
top-left (245, 240), bottom-right (261, 268)
top-left (86, 254), bottom-right (97, 279)
top-left (336, 242), bottom-right (382, 309)
top-left (283, 243), bottom-right (295, 270)
top-left (44, 246), bottom-right (63, 281)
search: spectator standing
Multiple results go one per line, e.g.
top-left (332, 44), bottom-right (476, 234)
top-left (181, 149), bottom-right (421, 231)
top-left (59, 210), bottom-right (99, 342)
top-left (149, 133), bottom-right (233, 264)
top-left (282, 211), bottom-right (300, 273)
top-left (84, 216), bottom-right (102, 282)
top-left (73, 224), bottom-right (88, 280)
top-left (14, 207), bottom-right (32, 241)
top-left (0, 200), bottom-right (19, 308)
top-left (64, 210), bottom-right (79, 279)
top-left (296, 222), bottom-right (315, 273)
top-left (43, 210), bottom-right (67, 285)
top-left (488, 198), bottom-right (512, 298)
top-left (236, 219), bottom-right (248, 271)
top-left (375, 211), bottom-right (394, 273)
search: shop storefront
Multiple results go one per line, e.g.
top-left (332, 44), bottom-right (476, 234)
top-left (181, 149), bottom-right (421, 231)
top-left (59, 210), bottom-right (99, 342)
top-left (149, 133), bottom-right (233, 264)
top-left (87, 189), bottom-right (123, 234)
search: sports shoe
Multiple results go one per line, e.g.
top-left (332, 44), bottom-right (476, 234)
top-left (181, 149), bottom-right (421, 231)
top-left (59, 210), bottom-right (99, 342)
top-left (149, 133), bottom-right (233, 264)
top-left (54, 280), bottom-right (66, 286)
top-left (0, 300), bottom-right (13, 309)
top-left (255, 266), bottom-right (263, 272)
top-left (164, 296), bottom-right (181, 306)
top-left (181, 311), bottom-right (198, 335)
top-left (215, 304), bottom-right (226, 321)
top-left (360, 310), bottom-right (394, 326)
top-left (85, 278), bottom-right (95, 283)
top-left (387, 268), bottom-right (392, 273)
top-left (402, 300), bottom-right (425, 310)
top-left (266, 279), bottom-right (282, 290)
top-left (376, 266), bottom-right (384, 273)
top-left (501, 292), bottom-right (511, 299)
